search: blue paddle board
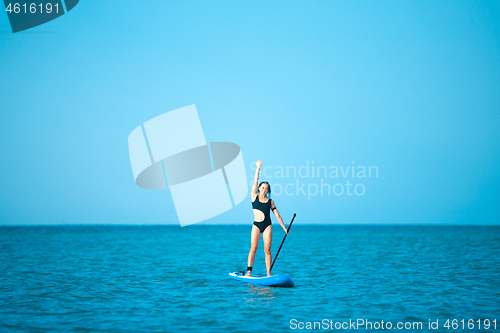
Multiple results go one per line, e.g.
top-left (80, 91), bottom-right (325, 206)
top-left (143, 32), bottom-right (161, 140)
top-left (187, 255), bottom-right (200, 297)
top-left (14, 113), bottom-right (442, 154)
top-left (229, 271), bottom-right (294, 287)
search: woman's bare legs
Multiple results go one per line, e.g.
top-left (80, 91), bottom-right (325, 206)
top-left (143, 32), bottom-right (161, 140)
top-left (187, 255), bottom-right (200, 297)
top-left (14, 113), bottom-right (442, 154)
top-left (246, 225), bottom-right (261, 276)
top-left (263, 225), bottom-right (273, 276)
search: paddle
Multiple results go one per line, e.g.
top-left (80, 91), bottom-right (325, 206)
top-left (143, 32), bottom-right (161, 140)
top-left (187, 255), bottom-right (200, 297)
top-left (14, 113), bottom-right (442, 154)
top-left (270, 213), bottom-right (296, 272)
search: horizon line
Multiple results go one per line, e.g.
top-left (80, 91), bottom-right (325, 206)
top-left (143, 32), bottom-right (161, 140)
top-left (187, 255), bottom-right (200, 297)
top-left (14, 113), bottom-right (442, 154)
top-left (1, 223), bottom-right (499, 227)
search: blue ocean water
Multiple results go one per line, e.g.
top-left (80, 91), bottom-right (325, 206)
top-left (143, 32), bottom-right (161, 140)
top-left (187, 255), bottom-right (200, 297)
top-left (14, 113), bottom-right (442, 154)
top-left (1, 225), bottom-right (499, 332)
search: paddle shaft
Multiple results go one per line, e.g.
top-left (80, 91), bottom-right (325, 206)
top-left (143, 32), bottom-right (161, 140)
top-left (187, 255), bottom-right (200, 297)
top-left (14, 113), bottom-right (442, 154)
top-left (270, 213), bottom-right (296, 272)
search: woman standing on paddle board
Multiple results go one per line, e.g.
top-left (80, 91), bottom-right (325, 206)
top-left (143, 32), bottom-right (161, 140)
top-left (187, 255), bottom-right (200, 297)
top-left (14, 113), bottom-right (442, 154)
top-left (246, 160), bottom-right (288, 277)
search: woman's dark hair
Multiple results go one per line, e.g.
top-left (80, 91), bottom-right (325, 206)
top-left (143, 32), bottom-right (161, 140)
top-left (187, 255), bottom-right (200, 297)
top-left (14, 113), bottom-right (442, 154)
top-left (257, 181), bottom-right (271, 198)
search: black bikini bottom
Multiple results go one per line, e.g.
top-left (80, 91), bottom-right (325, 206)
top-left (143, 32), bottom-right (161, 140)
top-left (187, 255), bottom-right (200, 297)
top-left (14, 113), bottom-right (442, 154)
top-left (253, 220), bottom-right (271, 233)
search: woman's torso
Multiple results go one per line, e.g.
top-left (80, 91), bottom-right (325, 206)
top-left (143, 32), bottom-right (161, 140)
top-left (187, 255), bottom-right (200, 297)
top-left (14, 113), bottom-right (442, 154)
top-left (252, 195), bottom-right (271, 223)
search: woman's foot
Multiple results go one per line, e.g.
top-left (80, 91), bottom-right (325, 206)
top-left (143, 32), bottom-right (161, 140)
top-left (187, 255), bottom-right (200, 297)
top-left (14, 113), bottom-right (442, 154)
top-left (245, 270), bottom-right (252, 276)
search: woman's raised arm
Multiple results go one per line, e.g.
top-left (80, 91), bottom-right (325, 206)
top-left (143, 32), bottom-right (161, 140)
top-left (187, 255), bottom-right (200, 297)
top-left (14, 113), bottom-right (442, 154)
top-left (251, 160), bottom-right (262, 198)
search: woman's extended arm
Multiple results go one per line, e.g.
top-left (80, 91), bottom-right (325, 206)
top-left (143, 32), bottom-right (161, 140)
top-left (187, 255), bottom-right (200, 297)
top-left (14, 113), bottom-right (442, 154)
top-left (251, 160), bottom-right (262, 198)
top-left (271, 200), bottom-right (288, 235)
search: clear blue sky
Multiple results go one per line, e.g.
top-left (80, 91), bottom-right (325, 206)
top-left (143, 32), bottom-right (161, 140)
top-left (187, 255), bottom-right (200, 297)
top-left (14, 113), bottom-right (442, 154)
top-left (1, 1), bottom-right (499, 225)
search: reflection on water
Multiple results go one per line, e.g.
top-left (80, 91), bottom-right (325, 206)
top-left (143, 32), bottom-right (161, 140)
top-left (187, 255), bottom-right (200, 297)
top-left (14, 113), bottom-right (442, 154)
top-left (244, 285), bottom-right (276, 303)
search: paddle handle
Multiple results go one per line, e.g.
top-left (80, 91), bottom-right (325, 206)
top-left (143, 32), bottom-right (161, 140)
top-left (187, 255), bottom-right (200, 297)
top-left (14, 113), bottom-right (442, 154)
top-left (270, 213), bottom-right (296, 272)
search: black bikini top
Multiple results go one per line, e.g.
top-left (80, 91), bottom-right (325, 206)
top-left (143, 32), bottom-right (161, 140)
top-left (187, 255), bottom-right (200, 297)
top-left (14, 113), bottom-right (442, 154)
top-left (252, 195), bottom-right (271, 213)
top-left (252, 195), bottom-right (272, 223)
